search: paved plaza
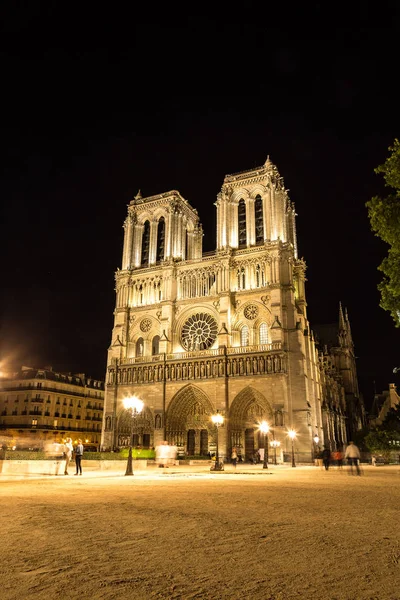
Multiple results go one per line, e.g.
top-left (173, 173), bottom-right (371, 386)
top-left (1, 464), bottom-right (399, 600)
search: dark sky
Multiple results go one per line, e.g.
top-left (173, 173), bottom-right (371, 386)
top-left (1, 3), bottom-right (399, 410)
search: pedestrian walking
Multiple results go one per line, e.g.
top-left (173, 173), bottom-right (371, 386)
top-left (345, 441), bottom-right (361, 475)
top-left (63, 437), bottom-right (73, 475)
top-left (322, 447), bottom-right (331, 470)
top-left (336, 448), bottom-right (344, 469)
top-left (74, 439), bottom-right (84, 475)
top-left (231, 447), bottom-right (238, 468)
top-left (315, 449), bottom-right (323, 469)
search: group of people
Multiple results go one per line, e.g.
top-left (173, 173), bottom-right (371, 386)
top-left (63, 438), bottom-right (84, 475)
top-left (316, 441), bottom-right (361, 475)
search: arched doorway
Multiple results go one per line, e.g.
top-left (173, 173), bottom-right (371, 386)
top-left (229, 386), bottom-right (274, 461)
top-left (166, 384), bottom-right (215, 455)
top-left (116, 406), bottom-right (153, 450)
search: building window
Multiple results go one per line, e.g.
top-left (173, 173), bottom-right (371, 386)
top-left (157, 217), bottom-right (165, 262)
top-left (136, 337), bottom-right (144, 357)
top-left (141, 220), bottom-right (151, 266)
top-left (32, 419), bottom-right (37, 427)
top-left (238, 199), bottom-right (246, 247)
top-left (152, 335), bottom-right (160, 355)
top-left (260, 323), bottom-right (268, 344)
top-left (255, 195), bottom-right (264, 244)
top-left (241, 326), bottom-right (249, 346)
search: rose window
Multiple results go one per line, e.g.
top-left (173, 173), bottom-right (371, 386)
top-left (244, 304), bottom-right (259, 320)
top-left (181, 313), bottom-right (218, 351)
top-left (140, 318), bottom-right (152, 332)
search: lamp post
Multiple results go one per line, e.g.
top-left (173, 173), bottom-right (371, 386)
top-left (211, 411), bottom-right (224, 471)
top-left (260, 421), bottom-right (270, 469)
top-left (123, 396), bottom-right (144, 476)
top-left (313, 433), bottom-right (319, 463)
top-left (270, 439), bottom-right (281, 465)
top-left (288, 429), bottom-right (296, 468)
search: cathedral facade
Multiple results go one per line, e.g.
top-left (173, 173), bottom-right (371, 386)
top-left (101, 158), bottom-right (364, 462)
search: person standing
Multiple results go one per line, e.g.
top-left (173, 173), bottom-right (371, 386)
top-left (345, 441), bottom-right (361, 475)
top-left (74, 439), bottom-right (84, 475)
top-left (64, 437), bottom-right (73, 475)
top-left (231, 447), bottom-right (238, 468)
top-left (155, 440), bottom-right (170, 468)
top-left (322, 447), bottom-right (331, 470)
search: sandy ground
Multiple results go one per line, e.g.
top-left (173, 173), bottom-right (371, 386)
top-left (0, 463), bottom-right (399, 600)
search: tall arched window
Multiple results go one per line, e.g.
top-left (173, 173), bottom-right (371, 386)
top-left (136, 337), bottom-right (144, 356)
top-left (156, 217), bottom-right (165, 263)
top-left (255, 195), bottom-right (264, 244)
top-left (260, 322), bottom-right (268, 344)
top-left (241, 325), bottom-right (249, 346)
top-left (238, 199), bottom-right (246, 247)
top-left (241, 267), bottom-right (246, 290)
top-left (152, 335), bottom-right (160, 355)
top-left (141, 220), bottom-right (151, 266)
top-left (256, 264), bottom-right (260, 288)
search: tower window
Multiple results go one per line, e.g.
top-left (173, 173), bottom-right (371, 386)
top-left (157, 217), bottom-right (165, 262)
top-left (141, 220), bottom-right (151, 266)
top-left (238, 199), bottom-right (246, 247)
top-left (255, 195), bottom-right (264, 244)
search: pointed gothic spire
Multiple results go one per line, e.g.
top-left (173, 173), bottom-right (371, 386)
top-left (338, 301), bottom-right (346, 331)
top-left (134, 190), bottom-right (143, 203)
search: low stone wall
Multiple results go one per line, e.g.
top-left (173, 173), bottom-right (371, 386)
top-left (0, 459), bottom-right (147, 475)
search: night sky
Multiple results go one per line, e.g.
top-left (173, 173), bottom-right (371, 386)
top-left (1, 4), bottom-right (399, 411)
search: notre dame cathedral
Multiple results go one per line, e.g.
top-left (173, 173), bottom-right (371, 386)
top-left (101, 157), bottom-right (365, 462)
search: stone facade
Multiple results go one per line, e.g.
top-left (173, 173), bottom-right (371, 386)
top-left (0, 366), bottom-right (104, 449)
top-left (101, 158), bottom-right (364, 462)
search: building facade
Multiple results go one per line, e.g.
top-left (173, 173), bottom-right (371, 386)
top-left (0, 366), bottom-right (104, 450)
top-left (101, 157), bottom-right (364, 462)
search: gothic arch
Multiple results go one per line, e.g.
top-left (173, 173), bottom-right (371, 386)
top-left (229, 386), bottom-right (273, 430)
top-left (116, 405), bottom-right (154, 447)
top-left (231, 189), bottom-right (251, 203)
top-left (136, 210), bottom-right (154, 225)
top-left (166, 384), bottom-right (215, 432)
top-left (249, 185), bottom-right (267, 198)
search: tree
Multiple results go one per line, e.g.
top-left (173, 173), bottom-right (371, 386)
top-left (364, 430), bottom-right (394, 462)
top-left (366, 139), bottom-right (400, 326)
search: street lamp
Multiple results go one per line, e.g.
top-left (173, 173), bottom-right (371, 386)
top-left (211, 411), bottom-right (224, 471)
top-left (288, 429), bottom-right (296, 468)
top-left (270, 439), bottom-right (281, 465)
top-left (123, 396), bottom-right (144, 476)
top-left (313, 433), bottom-right (319, 463)
top-left (259, 421), bottom-right (270, 469)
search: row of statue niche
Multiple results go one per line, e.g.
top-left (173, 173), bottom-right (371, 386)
top-left (108, 354), bottom-right (284, 385)
top-left (228, 354), bottom-right (284, 375)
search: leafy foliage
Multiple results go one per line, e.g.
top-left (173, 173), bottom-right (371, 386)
top-left (366, 139), bottom-right (400, 325)
top-left (364, 430), bottom-right (394, 461)
top-left (364, 403), bottom-right (400, 461)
